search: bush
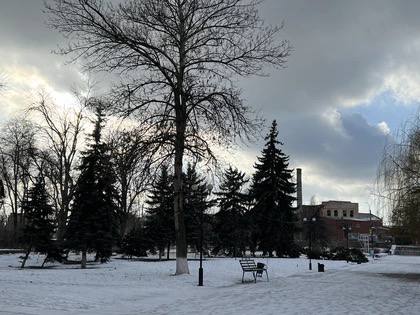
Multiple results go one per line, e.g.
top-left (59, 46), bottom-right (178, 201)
top-left (121, 228), bottom-right (148, 258)
top-left (306, 248), bottom-right (323, 259)
top-left (277, 243), bottom-right (302, 258)
top-left (329, 247), bottom-right (368, 263)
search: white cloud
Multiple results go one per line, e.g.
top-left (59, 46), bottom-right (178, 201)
top-left (377, 121), bottom-right (391, 135)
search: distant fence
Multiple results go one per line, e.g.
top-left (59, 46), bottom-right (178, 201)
top-left (391, 245), bottom-right (420, 256)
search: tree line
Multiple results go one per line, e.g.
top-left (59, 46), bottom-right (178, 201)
top-left (0, 109), bottom-right (299, 267)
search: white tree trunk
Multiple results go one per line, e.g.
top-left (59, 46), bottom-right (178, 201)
top-left (176, 257), bottom-right (189, 275)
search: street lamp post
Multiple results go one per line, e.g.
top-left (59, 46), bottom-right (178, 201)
top-left (303, 217), bottom-right (316, 270)
top-left (198, 183), bottom-right (213, 287)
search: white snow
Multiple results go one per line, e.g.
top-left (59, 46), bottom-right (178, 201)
top-left (1, 254), bottom-right (420, 314)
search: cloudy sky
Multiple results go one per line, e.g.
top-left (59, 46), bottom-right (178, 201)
top-left (2, 0), bottom-right (420, 216)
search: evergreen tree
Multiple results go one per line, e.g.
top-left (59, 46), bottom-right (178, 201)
top-left (121, 225), bottom-right (149, 258)
top-left (213, 166), bottom-right (249, 257)
top-left (183, 164), bottom-right (214, 252)
top-left (65, 107), bottom-right (118, 268)
top-left (144, 166), bottom-right (174, 259)
top-left (21, 175), bottom-right (57, 268)
top-left (250, 120), bottom-right (298, 257)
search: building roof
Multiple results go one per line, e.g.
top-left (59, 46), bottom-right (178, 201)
top-left (354, 212), bottom-right (381, 221)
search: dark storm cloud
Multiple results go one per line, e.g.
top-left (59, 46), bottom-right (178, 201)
top-left (245, 0), bottom-right (420, 114)
top-left (0, 0), bottom-right (84, 97)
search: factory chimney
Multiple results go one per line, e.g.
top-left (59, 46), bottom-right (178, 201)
top-left (296, 168), bottom-right (302, 208)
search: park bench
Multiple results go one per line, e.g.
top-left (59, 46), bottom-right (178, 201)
top-left (239, 259), bottom-right (269, 283)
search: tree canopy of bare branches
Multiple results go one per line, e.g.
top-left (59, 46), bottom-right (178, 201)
top-left (46, 0), bottom-right (291, 274)
top-left (108, 128), bottom-right (151, 240)
top-left (376, 114), bottom-right (420, 243)
top-left (28, 96), bottom-right (85, 241)
top-left (0, 118), bottom-right (37, 241)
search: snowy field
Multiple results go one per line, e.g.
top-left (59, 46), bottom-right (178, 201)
top-left (1, 254), bottom-right (420, 314)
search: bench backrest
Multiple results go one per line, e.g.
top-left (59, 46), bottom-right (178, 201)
top-left (239, 259), bottom-right (257, 271)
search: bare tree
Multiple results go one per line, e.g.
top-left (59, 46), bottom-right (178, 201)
top-left (0, 118), bottom-right (37, 242)
top-left (46, 0), bottom-right (290, 274)
top-left (376, 114), bottom-right (420, 244)
top-left (107, 128), bottom-right (151, 241)
top-left (28, 95), bottom-right (85, 241)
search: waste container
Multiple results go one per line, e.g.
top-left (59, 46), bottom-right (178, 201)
top-left (318, 263), bottom-right (325, 272)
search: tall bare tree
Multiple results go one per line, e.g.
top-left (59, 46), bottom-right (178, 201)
top-left (107, 128), bottom-right (151, 241)
top-left (0, 118), bottom-right (37, 241)
top-left (28, 96), bottom-right (85, 241)
top-left (46, 0), bottom-right (290, 274)
top-left (376, 114), bottom-right (420, 244)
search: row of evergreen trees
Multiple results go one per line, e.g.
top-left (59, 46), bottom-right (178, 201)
top-left (20, 117), bottom-right (298, 267)
top-left (135, 121), bottom-right (298, 258)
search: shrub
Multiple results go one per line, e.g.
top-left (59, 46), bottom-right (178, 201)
top-left (121, 228), bottom-right (148, 258)
top-left (329, 247), bottom-right (368, 263)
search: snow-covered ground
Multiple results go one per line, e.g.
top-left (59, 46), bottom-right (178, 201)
top-left (1, 254), bottom-right (420, 314)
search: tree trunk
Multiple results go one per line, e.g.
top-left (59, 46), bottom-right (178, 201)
top-left (167, 242), bottom-right (170, 260)
top-left (81, 250), bottom-right (87, 269)
top-left (56, 210), bottom-right (67, 242)
top-left (174, 118), bottom-right (189, 274)
top-left (21, 246), bottom-right (31, 269)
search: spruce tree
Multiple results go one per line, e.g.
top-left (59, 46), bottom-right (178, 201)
top-left (121, 225), bottom-right (149, 259)
top-left (144, 166), bottom-right (174, 259)
top-left (213, 166), bottom-right (249, 257)
top-left (21, 175), bottom-right (57, 268)
top-left (250, 120), bottom-right (298, 257)
top-left (65, 107), bottom-right (118, 268)
top-left (183, 164), bottom-right (213, 252)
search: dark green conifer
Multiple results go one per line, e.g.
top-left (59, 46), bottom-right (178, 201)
top-left (213, 166), bottom-right (249, 257)
top-left (21, 175), bottom-right (57, 268)
top-left (66, 106), bottom-right (118, 268)
top-left (250, 120), bottom-right (298, 257)
top-left (144, 166), bottom-right (174, 259)
top-left (183, 164), bottom-right (214, 252)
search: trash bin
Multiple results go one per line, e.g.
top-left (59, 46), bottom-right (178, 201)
top-left (318, 263), bottom-right (325, 272)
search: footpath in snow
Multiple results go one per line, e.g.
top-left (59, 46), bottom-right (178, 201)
top-left (1, 254), bottom-right (420, 314)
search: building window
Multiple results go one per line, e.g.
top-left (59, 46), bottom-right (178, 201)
top-left (350, 210), bottom-right (354, 217)
top-left (343, 210), bottom-right (347, 217)
top-left (334, 210), bottom-right (338, 217)
top-left (327, 210), bottom-right (331, 216)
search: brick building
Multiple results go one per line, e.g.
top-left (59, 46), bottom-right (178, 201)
top-left (295, 168), bottom-right (389, 248)
top-left (299, 201), bottom-right (386, 248)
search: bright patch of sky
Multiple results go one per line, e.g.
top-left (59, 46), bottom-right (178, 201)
top-left (341, 91), bottom-right (419, 135)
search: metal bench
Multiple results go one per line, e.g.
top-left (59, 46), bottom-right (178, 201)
top-left (239, 259), bottom-right (269, 283)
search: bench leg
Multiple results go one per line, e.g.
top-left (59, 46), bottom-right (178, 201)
top-left (265, 270), bottom-right (269, 282)
top-left (253, 272), bottom-right (256, 283)
top-left (242, 272), bottom-right (245, 283)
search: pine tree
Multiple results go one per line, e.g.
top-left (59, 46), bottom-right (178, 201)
top-left (21, 175), bottom-right (57, 268)
top-left (144, 166), bottom-right (174, 260)
top-left (213, 166), bottom-right (249, 257)
top-left (121, 225), bottom-right (149, 259)
top-left (250, 120), bottom-right (298, 257)
top-left (183, 164), bottom-right (213, 252)
top-left (65, 107), bottom-right (118, 268)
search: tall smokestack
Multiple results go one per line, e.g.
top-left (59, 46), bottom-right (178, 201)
top-left (297, 168), bottom-right (302, 208)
